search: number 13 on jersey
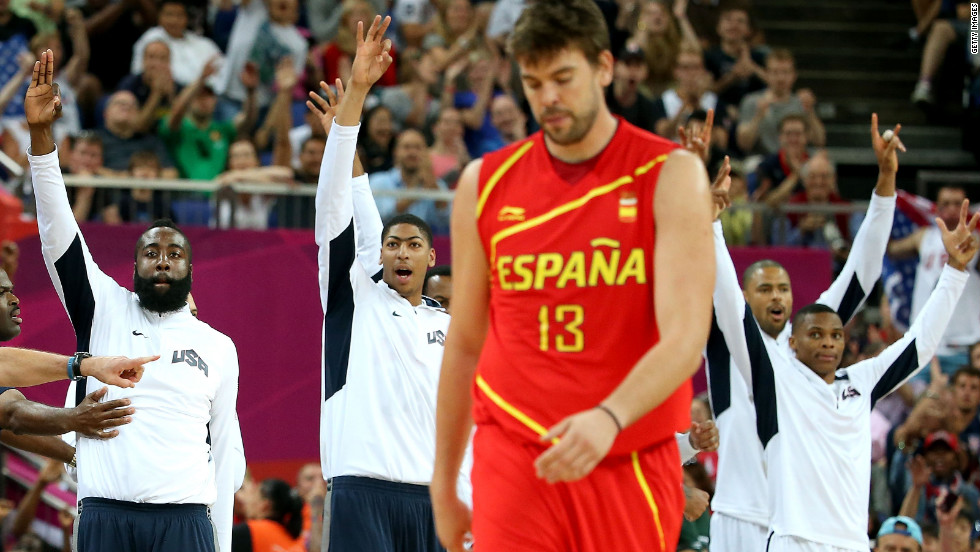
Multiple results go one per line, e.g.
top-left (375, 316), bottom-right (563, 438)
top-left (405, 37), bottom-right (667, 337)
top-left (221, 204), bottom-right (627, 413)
top-left (538, 304), bottom-right (584, 352)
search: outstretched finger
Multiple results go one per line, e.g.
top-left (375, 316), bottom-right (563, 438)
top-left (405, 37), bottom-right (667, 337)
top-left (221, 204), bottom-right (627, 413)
top-left (376, 15), bottom-right (392, 42)
top-left (356, 20), bottom-right (365, 47)
top-left (308, 93), bottom-right (329, 113)
top-left (959, 199), bottom-right (970, 228)
top-left (870, 112), bottom-right (879, 143)
top-left (701, 108), bottom-right (714, 142)
top-left (677, 125), bottom-right (688, 147)
top-left (334, 78), bottom-right (345, 101)
top-left (45, 49), bottom-right (54, 84)
top-left (936, 217), bottom-right (950, 235)
top-left (365, 14), bottom-right (381, 43)
top-left (31, 60), bottom-right (40, 88)
top-left (967, 210), bottom-right (980, 234)
top-left (321, 81), bottom-right (338, 106)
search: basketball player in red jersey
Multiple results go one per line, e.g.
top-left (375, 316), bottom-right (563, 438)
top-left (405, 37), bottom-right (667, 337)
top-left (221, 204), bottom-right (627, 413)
top-left (430, 1), bottom-right (715, 550)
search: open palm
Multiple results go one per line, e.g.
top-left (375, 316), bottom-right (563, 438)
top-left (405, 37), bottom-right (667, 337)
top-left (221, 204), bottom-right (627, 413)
top-left (349, 15), bottom-right (393, 88)
top-left (937, 199), bottom-right (980, 269)
top-left (25, 49), bottom-right (62, 127)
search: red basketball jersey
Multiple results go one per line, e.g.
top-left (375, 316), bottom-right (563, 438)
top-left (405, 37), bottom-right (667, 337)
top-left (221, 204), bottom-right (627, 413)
top-left (474, 120), bottom-right (692, 456)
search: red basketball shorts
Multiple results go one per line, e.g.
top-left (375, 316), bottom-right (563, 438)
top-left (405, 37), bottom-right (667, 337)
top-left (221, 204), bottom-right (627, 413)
top-left (470, 422), bottom-right (684, 551)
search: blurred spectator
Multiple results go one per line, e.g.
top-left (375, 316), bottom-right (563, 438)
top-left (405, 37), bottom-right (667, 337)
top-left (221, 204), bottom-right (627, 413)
top-left (294, 462), bottom-right (323, 547)
top-left (947, 367), bottom-right (980, 468)
top-left (888, 185), bottom-right (980, 374)
top-left (8, 459), bottom-right (64, 548)
top-left (294, 136), bottom-right (325, 184)
top-left (899, 431), bottom-right (980, 526)
top-left (971, 342), bottom-right (980, 370)
top-left (377, 44), bottom-right (441, 130)
top-left (911, 2), bottom-right (973, 107)
top-left (288, 95), bottom-right (327, 170)
top-left (485, 0), bottom-right (524, 44)
top-left (736, 48), bottom-right (825, 156)
top-left (678, 462), bottom-right (711, 552)
top-left (215, 139), bottom-right (291, 230)
top-left (435, 0), bottom-right (475, 50)
top-left (908, 0), bottom-right (944, 44)
top-left (104, 150), bottom-right (175, 224)
top-left (777, 153), bottom-right (852, 260)
top-left (627, 0), bottom-right (699, 97)
top-left (428, 106), bottom-right (469, 187)
top-left (754, 114), bottom-right (809, 204)
top-left (607, 44), bottom-right (658, 131)
top-left (9, 0), bottom-right (61, 33)
top-left (423, 264), bottom-right (451, 313)
top-left (442, 48), bottom-right (502, 157)
top-left (874, 516), bottom-right (924, 552)
top-left (57, 508), bottom-right (73, 552)
top-left (357, 104), bottom-right (396, 173)
top-left (234, 468), bottom-right (259, 522)
top-left (216, 0), bottom-right (307, 116)
top-left (62, 131), bottom-right (109, 222)
top-left (921, 523), bottom-right (939, 552)
top-left (935, 496), bottom-right (972, 552)
top-left (81, 0), bottom-right (157, 92)
top-left (117, 40), bottom-right (181, 133)
top-left (306, 0), bottom-right (384, 44)
top-left (97, 90), bottom-right (177, 176)
top-left (319, 0), bottom-right (395, 90)
top-left (369, 128), bottom-right (451, 233)
top-left (652, 43), bottom-right (718, 141)
top-left (230, 478), bottom-right (303, 552)
top-left (391, 0), bottom-right (436, 49)
top-left (0, 240), bottom-right (19, 282)
top-left (0, 0), bottom-right (37, 119)
top-left (130, 0), bottom-right (222, 87)
top-left (489, 93), bottom-right (527, 145)
top-left (704, 6), bottom-right (766, 114)
top-left (0, 51), bottom-right (33, 169)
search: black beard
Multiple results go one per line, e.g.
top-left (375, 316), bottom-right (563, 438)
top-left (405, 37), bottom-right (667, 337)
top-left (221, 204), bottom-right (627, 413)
top-left (134, 272), bottom-right (192, 314)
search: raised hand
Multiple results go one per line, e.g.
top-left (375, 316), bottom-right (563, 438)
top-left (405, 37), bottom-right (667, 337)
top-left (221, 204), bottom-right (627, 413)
top-left (25, 49), bottom-right (62, 128)
top-left (349, 15), bottom-right (393, 89)
top-left (870, 113), bottom-right (906, 176)
top-left (274, 56), bottom-right (298, 91)
top-left (80, 354), bottom-right (158, 388)
top-left (710, 155), bottom-right (732, 221)
top-left (38, 458), bottom-right (65, 485)
top-left (306, 78), bottom-right (345, 136)
top-left (71, 387), bottom-right (135, 439)
top-left (677, 108), bottom-right (714, 162)
top-left (240, 61), bottom-right (260, 91)
top-left (937, 199), bottom-right (980, 271)
top-left (199, 55), bottom-right (221, 82)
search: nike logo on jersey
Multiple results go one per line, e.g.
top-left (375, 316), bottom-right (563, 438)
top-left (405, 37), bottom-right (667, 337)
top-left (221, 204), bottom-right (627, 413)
top-left (427, 330), bottom-right (446, 346)
top-left (392, 311), bottom-right (402, 317)
top-left (172, 349), bottom-right (209, 376)
top-left (132, 330), bottom-right (148, 338)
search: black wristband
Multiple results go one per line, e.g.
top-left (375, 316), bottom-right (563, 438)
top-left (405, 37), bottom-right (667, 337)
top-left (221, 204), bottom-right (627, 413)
top-left (595, 404), bottom-right (623, 433)
top-left (71, 352), bottom-right (92, 381)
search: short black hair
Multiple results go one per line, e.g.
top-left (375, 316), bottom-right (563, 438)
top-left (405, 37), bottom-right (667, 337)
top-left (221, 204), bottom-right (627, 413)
top-left (382, 214), bottom-right (434, 247)
top-left (135, 219), bottom-right (192, 261)
top-left (741, 259), bottom-right (787, 290)
top-left (791, 303), bottom-right (839, 332)
top-left (423, 265), bottom-right (451, 295)
top-left (952, 366), bottom-right (980, 386)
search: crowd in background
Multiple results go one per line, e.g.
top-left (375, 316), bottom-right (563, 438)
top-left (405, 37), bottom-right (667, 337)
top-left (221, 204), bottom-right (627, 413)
top-left (0, 0), bottom-right (978, 550)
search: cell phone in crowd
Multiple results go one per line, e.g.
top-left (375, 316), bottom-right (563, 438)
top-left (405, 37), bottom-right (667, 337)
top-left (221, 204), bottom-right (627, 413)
top-left (938, 489), bottom-right (959, 513)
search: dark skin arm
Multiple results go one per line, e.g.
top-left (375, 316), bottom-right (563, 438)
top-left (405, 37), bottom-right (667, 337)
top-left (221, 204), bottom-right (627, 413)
top-left (0, 388), bottom-right (134, 439)
top-left (0, 432), bottom-right (75, 463)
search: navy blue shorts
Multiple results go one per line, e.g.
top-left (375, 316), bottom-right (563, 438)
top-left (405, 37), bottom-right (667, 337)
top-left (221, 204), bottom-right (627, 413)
top-left (76, 497), bottom-right (216, 552)
top-left (325, 476), bottom-right (444, 552)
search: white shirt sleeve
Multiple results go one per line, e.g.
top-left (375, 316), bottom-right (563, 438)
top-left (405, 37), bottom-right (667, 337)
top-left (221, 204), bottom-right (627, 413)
top-left (676, 432), bottom-right (698, 464)
top-left (315, 120), bottom-right (361, 312)
top-left (209, 339), bottom-right (245, 552)
top-left (352, 174), bottom-right (383, 277)
top-left (816, 192), bottom-right (895, 322)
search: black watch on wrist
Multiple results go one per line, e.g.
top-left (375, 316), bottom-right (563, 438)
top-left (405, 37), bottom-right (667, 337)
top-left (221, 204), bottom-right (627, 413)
top-left (71, 352), bottom-right (92, 381)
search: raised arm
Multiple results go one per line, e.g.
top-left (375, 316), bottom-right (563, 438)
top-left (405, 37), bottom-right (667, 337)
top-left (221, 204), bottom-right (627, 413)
top-left (859, 201), bottom-right (979, 403)
top-left (27, 50), bottom-right (126, 321)
top-left (817, 114), bottom-right (902, 322)
top-left (165, 58), bottom-right (220, 133)
top-left (209, 341), bottom-right (246, 552)
top-left (315, 16), bottom-right (392, 312)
